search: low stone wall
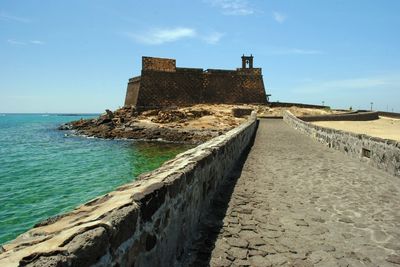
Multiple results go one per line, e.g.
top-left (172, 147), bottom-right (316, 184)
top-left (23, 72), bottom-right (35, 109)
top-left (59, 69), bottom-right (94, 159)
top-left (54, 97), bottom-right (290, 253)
top-left (0, 113), bottom-right (258, 267)
top-left (269, 102), bottom-right (328, 109)
top-left (283, 111), bottom-right (400, 177)
top-left (378, 111), bottom-right (400, 119)
top-left (299, 111), bottom-right (379, 122)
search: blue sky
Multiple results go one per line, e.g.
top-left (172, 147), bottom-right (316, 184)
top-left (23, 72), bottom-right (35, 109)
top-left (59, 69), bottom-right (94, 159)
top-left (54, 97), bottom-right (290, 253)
top-left (1, 0), bottom-right (399, 113)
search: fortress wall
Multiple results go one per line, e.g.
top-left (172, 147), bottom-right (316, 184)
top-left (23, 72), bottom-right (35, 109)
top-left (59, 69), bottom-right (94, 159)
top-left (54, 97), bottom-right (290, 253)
top-left (0, 113), bottom-right (258, 267)
top-left (136, 69), bottom-right (204, 108)
top-left (124, 57), bottom-right (267, 109)
top-left (142, 57), bottom-right (176, 72)
top-left (202, 72), bottom-right (239, 103)
top-left (124, 78), bottom-right (141, 106)
top-left (283, 111), bottom-right (400, 177)
top-left (238, 73), bottom-right (267, 103)
top-left (299, 111), bottom-right (379, 122)
top-left (203, 72), bottom-right (266, 104)
top-left (132, 70), bottom-right (267, 109)
top-left (237, 68), bottom-right (262, 75)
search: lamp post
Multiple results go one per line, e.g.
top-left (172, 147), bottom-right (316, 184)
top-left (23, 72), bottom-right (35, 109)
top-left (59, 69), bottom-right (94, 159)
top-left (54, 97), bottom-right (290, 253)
top-left (322, 101), bottom-right (325, 107)
top-left (370, 102), bottom-right (373, 111)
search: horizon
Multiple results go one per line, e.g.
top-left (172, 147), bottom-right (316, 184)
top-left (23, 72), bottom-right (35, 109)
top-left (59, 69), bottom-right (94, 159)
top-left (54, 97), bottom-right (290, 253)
top-left (1, 0), bottom-right (399, 113)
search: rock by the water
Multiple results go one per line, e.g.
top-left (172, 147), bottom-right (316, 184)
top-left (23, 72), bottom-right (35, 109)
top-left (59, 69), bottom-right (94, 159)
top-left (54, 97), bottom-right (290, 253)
top-left (59, 105), bottom-right (245, 144)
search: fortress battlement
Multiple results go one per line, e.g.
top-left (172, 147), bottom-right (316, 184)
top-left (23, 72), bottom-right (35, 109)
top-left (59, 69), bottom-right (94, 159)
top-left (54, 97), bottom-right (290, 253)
top-left (124, 55), bottom-right (267, 109)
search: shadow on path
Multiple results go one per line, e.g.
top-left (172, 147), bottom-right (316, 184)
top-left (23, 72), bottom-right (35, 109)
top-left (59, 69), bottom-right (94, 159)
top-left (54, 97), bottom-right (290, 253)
top-left (182, 122), bottom-right (259, 267)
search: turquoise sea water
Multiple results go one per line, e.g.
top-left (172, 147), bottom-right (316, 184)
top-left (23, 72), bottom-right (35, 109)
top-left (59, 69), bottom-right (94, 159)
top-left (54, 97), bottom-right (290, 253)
top-left (0, 114), bottom-right (191, 245)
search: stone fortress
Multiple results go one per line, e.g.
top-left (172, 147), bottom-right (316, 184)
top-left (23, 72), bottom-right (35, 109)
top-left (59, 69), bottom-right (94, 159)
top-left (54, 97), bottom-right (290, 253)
top-left (124, 55), bottom-right (268, 109)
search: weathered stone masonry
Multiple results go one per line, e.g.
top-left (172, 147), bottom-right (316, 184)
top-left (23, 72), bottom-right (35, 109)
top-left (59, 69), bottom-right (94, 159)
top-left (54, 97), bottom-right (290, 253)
top-left (283, 111), bottom-right (400, 177)
top-left (124, 56), bottom-right (268, 109)
top-left (0, 113), bottom-right (258, 267)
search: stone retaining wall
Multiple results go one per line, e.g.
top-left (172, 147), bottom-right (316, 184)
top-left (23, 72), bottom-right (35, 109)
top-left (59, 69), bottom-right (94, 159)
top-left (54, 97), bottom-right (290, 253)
top-left (299, 111), bottom-right (379, 122)
top-left (269, 102), bottom-right (328, 109)
top-left (283, 111), bottom-right (400, 177)
top-left (0, 113), bottom-right (258, 267)
top-left (378, 111), bottom-right (400, 119)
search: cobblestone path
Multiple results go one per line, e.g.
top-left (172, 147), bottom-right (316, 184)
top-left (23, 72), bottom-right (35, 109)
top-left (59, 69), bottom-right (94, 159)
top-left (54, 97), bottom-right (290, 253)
top-left (187, 119), bottom-right (400, 267)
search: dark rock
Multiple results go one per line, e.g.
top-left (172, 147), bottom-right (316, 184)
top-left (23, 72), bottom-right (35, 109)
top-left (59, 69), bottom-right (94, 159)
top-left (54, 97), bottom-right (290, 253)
top-left (132, 182), bottom-right (167, 222)
top-left (106, 205), bottom-right (139, 249)
top-left (232, 108), bottom-right (253, 118)
top-left (338, 217), bottom-right (354, 224)
top-left (386, 254), bottom-right (400, 265)
top-left (65, 227), bottom-right (109, 266)
top-left (145, 234), bottom-right (157, 251)
top-left (57, 124), bottom-right (72, 130)
top-left (96, 117), bottom-right (112, 125)
top-left (22, 253), bottom-right (69, 267)
top-left (105, 109), bottom-right (114, 119)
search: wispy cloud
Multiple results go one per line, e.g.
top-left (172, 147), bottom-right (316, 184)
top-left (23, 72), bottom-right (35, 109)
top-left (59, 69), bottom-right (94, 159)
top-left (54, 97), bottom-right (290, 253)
top-left (0, 11), bottom-right (30, 23)
top-left (29, 40), bottom-right (45, 45)
top-left (126, 27), bottom-right (196, 45)
top-left (124, 27), bottom-right (224, 45)
top-left (7, 39), bottom-right (45, 46)
top-left (205, 0), bottom-right (255, 16)
top-left (7, 39), bottom-right (26, 45)
top-left (273, 11), bottom-right (287, 23)
top-left (270, 48), bottom-right (323, 55)
top-left (203, 32), bottom-right (224, 44)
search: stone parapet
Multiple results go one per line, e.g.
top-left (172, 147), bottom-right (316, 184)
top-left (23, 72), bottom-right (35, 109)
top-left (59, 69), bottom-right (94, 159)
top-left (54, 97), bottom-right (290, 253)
top-left (299, 111), bottom-right (379, 122)
top-left (378, 111), bottom-right (400, 119)
top-left (283, 111), bottom-right (400, 177)
top-left (0, 113), bottom-right (258, 267)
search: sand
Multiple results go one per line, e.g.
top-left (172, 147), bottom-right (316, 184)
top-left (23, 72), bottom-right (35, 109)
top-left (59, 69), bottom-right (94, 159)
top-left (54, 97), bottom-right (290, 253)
top-left (313, 116), bottom-right (400, 141)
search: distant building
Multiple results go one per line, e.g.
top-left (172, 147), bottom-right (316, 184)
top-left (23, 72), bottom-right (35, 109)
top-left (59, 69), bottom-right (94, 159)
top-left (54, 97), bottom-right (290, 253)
top-left (124, 55), bottom-right (267, 109)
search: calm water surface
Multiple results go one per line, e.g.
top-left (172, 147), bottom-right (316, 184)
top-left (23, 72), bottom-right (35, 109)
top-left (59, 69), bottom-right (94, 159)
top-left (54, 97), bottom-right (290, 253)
top-left (0, 114), bottom-right (191, 244)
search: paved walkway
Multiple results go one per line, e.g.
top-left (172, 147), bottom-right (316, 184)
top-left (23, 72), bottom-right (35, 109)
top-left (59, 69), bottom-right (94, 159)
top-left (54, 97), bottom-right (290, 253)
top-left (188, 119), bottom-right (400, 267)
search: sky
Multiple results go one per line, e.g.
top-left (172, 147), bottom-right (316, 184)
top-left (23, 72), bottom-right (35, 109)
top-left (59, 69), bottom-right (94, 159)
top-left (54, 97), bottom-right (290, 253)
top-left (1, 0), bottom-right (399, 113)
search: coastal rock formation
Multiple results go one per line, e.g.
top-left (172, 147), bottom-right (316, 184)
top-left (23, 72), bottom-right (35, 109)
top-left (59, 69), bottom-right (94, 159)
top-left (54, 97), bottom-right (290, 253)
top-left (59, 105), bottom-right (249, 144)
top-left (59, 104), bottom-right (345, 144)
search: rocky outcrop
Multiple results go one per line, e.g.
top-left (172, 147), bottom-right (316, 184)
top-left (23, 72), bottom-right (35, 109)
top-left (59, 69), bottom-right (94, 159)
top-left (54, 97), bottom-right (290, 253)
top-left (59, 106), bottom-right (235, 144)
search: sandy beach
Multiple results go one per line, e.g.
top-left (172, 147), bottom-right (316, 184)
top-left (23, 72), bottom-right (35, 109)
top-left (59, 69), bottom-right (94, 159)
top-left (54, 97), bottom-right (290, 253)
top-left (312, 116), bottom-right (400, 141)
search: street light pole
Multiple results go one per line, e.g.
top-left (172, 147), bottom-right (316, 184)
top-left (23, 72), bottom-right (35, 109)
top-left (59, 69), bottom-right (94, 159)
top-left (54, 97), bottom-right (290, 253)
top-left (370, 102), bottom-right (373, 111)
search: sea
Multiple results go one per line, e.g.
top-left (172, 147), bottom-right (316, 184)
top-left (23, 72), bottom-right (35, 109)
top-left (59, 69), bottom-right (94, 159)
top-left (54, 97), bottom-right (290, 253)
top-left (0, 114), bottom-right (191, 245)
